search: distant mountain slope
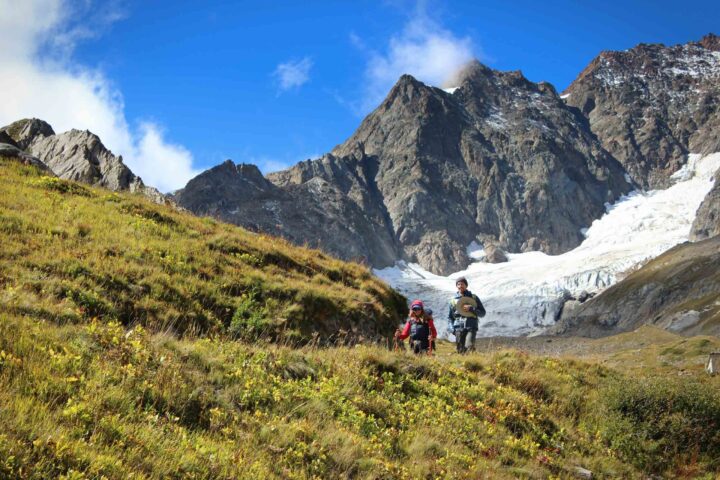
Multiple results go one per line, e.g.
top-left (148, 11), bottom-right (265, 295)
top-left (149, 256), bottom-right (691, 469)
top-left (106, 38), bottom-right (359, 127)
top-left (180, 61), bottom-right (630, 275)
top-left (173, 160), bottom-right (398, 268)
top-left (551, 235), bottom-right (720, 337)
top-left (0, 155), bottom-right (405, 343)
top-left (564, 33), bottom-right (720, 189)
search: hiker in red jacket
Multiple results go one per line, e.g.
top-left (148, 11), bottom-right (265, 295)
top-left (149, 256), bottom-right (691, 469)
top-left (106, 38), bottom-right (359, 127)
top-left (395, 300), bottom-right (437, 354)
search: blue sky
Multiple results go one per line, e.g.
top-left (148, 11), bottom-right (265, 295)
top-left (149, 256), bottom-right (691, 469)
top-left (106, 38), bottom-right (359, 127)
top-left (1, 0), bottom-right (718, 191)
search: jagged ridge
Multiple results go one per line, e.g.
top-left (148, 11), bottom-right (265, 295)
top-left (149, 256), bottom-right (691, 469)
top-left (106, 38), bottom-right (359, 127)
top-left (0, 118), bottom-right (168, 205)
top-left (564, 33), bottom-right (720, 189)
top-left (181, 62), bottom-right (631, 275)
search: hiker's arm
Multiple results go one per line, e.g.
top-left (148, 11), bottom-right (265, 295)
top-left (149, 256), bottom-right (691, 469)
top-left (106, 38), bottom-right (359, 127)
top-left (474, 295), bottom-right (486, 318)
top-left (429, 319), bottom-right (437, 339)
top-left (397, 321), bottom-right (411, 340)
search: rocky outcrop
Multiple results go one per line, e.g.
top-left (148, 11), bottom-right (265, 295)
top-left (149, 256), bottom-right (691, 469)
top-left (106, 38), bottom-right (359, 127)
top-left (550, 236), bottom-right (720, 337)
top-left (0, 119), bottom-right (169, 205)
top-left (0, 131), bottom-right (19, 148)
top-left (483, 245), bottom-right (508, 264)
top-left (28, 129), bottom-right (145, 192)
top-left (564, 33), bottom-right (720, 189)
top-left (691, 168), bottom-right (720, 241)
top-left (0, 143), bottom-right (51, 171)
top-left (260, 64), bottom-right (631, 274)
top-left (0, 118), bottom-right (54, 150)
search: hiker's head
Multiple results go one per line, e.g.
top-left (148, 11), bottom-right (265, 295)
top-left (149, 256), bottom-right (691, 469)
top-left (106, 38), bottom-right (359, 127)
top-left (410, 300), bottom-right (424, 315)
top-left (455, 277), bottom-right (468, 293)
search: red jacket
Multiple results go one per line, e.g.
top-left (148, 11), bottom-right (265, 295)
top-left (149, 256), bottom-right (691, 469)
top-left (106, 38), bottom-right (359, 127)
top-left (397, 316), bottom-right (437, 340)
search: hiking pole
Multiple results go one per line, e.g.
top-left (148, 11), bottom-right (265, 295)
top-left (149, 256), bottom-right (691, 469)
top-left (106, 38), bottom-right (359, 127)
top-left (428, 334), bottom-right (433, 356)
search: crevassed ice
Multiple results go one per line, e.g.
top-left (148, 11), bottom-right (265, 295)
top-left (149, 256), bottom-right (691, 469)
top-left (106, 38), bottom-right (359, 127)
top-left (375, 152), bottom-right (720, 338)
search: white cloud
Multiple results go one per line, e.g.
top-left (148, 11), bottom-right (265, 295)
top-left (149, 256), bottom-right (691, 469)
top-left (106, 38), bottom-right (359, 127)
top-left (0, 0), bottom-right (200, 193)
top-left (356, 7), bottom-right (476, 111)
top-left (134, 123), bottom-right (196, 193)
top-left (274, 57), bottom-right (313, 92)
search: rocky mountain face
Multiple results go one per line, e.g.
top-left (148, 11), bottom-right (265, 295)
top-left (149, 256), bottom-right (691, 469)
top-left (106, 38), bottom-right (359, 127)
top-left (691, 168), bottom-right (720, 241)
top-left (534, 33), bottom-right (720, 339)
top-left (551, 236), bottom-right (720, 337)
top-left (564, 33), bottom-right (720, 189)
top-left (0, 118), bottom-right (167, 204)
top-left (172, 160), bottom-right (397, 265)
top-left (180, 62), bottom-right (631, 274)
top-left (0, 117), bottom-right (55, 150)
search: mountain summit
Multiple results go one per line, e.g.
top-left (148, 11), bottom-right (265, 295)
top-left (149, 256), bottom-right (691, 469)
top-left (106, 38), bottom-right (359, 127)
top-left (564, 33), bottom-right (720, 188)
top-left (179, 61), bottom-right (630, 274)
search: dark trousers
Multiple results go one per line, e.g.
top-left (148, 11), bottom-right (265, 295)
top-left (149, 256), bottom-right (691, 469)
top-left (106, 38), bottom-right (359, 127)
top-left (411, 339), bottom-right (435, 354)
top-left (454, 327), bottom-right (477, 353)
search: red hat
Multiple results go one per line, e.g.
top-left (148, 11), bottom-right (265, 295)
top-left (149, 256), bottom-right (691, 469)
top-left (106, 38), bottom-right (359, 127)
top-left (410, 300), bottom-right (424, 310)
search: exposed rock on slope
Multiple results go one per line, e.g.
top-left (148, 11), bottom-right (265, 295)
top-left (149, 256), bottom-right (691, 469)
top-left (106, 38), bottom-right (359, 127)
top-left (550, 236), bottom-right (720, 337)
top-left (691, 168), bottom-right (720, 241)
top-left (0, 118), bottom-right (168, 205)
top-left (483, 245), bottom-right (508, 264)
top-left (564, 33), bottom-right (720, 189)
top-left (182, 63), bottom-right (630, 275)
top-left (0, 118), bottom-right (55, 150)
top-left (29, 129), bottom-right (146, 192)
top-left (0, 143), bottom-right (50, 171)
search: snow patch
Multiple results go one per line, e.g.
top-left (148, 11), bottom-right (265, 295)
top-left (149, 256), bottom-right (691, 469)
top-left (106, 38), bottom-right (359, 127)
top-left (443, 87), bottom-right (459, 94)
top-left (466, 241), bottom-right (484, 260)
top-left (375, 152), bottom-right (720, 338)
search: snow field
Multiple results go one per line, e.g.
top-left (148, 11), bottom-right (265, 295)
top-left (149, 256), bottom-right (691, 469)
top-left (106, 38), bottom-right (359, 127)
top-left (375, 152), bottom-right (720, 337)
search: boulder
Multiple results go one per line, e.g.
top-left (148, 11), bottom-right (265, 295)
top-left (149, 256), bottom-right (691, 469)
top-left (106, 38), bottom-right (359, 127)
top-left (483, 245), bottom-right (508, 263)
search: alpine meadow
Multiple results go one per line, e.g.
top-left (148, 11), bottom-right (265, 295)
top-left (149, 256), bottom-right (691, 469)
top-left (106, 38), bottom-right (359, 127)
top-left (2, 1), bottom-right (720, 479)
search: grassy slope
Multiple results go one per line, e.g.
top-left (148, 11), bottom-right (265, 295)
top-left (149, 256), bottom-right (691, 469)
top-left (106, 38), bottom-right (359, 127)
top-left (2, 317), bottom-right (720, 479)
top-left (0, 157), bottom-right (406, 343)
top-left (2, 158), bottom-right (720, 479)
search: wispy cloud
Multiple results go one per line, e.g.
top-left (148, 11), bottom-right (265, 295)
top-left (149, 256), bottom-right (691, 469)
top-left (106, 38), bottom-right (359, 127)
top-left (274, 57), bottom-right (313, 92)
top-left (0, 0), bottom-right (200, 193)
top-left (352, 4), bottom-right (476, 112)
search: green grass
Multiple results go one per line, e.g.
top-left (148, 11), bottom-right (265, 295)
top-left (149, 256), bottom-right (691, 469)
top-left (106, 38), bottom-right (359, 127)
top-left (2, 314), bottom-right (720, 479)
top-left (2, 157), bottom-right (720, 478)
top-left (0, 157), bottom-right (406, 344)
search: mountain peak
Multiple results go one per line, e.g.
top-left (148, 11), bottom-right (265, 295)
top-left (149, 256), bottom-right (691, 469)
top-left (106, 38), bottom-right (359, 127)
top-left (564, 34), bottom-right (720, 189)
top-left (235, 163), bottom-right (266, 183)
top-left (0, 118), bottom-right (55, 150)
top-left (395, 73), bottom-right (422, 86)
top-left (699, 32), bottom-right (720, 51)
top-left (199, 159), bottom-right (270, 191)
top-left (443, 59), bottom-right (493, 88)
top-left (382, 74), bottom-right (433, 105)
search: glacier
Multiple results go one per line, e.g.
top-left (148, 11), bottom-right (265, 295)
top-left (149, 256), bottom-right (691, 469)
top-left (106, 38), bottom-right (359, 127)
top-left (375, 152), bottom-right (720, 338)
